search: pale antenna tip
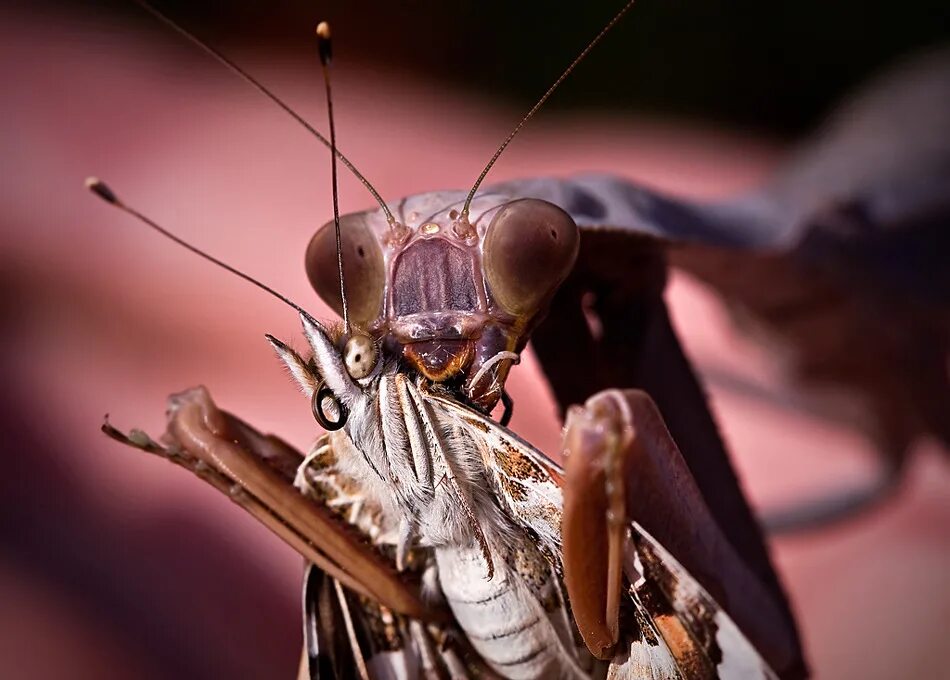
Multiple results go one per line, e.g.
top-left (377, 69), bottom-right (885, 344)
top-left (315, 21), bottom-right (332, 65)
top-left (85, 176), bottom-right (119, 204)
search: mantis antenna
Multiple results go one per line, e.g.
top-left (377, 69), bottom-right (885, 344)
top-left (132, 0), bottom-right (398, 229)
top-left (85, 177), bottom-right (321, 328)
top-left (315, 21), bottom-right (350, 335)
top-left (460, 0), bottom-right (637, 221)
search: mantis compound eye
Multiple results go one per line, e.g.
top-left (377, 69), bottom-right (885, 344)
top-left (343, 332), bottom-right (378, 379)
top-left (483, 199), bottom-right (579, 315)
top-left (311, 381), bottom-right (348, 431)
top-left (306, 213), bottom-right (386, 328)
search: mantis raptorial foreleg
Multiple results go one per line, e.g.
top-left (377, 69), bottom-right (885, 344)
top-left (104, 386), bottom-right (440, 623)
top-left (561, 389), bottom-right (805, 678)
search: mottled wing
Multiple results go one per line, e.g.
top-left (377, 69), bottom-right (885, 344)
top-left (301, 564), bottom-right (362, 680)
top-left (301, 563), bottom-right (475, 680)
top-left (424, 393), bottom-right (778, 678)
top-left (623, 523), bottom-right (779, 680)
top-left (608, 596), bottom-right (684, 680)
top-left (423, 391), bottom-right (566, 563)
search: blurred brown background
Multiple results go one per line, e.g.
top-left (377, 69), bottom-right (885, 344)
top-left (1, 1), bottom-right (948, 678)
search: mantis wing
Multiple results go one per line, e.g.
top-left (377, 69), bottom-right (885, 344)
top-left (299, 563), bottom-right (478, 680)
top-left (622, 523), bottom-right (779, 680)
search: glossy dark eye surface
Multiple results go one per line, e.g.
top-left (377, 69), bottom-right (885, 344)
top-left (306, 216), bottom-right (385, 327)
top-left (483, 199), bottom-right (579, 315)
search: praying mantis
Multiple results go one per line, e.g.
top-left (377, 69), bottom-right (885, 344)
top-left (92, 1), bottom-right (949, 678)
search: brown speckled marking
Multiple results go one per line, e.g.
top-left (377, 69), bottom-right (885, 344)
top-left (495, 440), bottom-right (548, 483)
top-left (631, 597), bottom-right (660, 647)
top-left (637, 536), bottom-right (723, 667)
top-left (498, 474), bottom-right (529, 502)
top-left (538, 503), bottom-right (561, 529)
top-left (638, 574), bottom-right (716, 678)
top-left (512, 546), bottom-right (546, 588)
top-left (462, 416), bottom-right (490, 433)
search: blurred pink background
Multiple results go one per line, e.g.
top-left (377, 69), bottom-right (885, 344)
top-left (1, 5), bottom-right (947, 679)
